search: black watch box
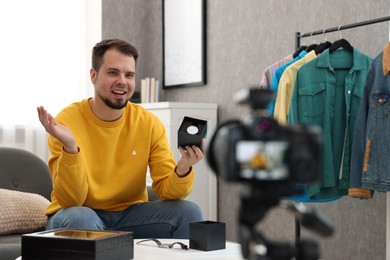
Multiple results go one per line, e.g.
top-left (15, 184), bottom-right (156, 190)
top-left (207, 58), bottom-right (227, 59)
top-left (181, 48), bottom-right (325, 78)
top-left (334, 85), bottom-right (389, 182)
top-left (22, 228), bottom-right (133, 260)
top-left (189, 221), bottom-right (226, 251)
top-left (178, 116), bottom-right (207, 149)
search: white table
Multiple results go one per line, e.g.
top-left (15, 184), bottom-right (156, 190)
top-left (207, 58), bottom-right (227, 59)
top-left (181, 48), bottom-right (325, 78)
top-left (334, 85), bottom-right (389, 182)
top-left (134, 239), bottom-right (244, 260)
top-left (16, 239), bottom-right (244, 260)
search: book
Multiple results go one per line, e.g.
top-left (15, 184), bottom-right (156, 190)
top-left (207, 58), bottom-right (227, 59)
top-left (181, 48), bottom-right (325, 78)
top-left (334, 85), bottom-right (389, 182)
top-left (155, 80), bottom-right (159, 102)
top-left (140, 77), bottom-right (160, 103)
top-left (145, 77), bottom-right (150, 103)
top-left (150, 77), bottom-right (156, 103)
top-left (141, 79), bottom-right (146, 103)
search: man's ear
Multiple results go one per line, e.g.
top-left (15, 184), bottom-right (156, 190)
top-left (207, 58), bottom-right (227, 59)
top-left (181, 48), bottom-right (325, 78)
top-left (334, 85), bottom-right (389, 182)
top-left (90, 68), bottom-right (97, 83)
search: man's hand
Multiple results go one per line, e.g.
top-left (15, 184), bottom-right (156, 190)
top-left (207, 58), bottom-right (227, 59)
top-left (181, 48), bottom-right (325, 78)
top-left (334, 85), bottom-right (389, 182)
top-left (37, 106), bottom-right (78, 154)
top-left (175, 139), bottom-right (206, 177)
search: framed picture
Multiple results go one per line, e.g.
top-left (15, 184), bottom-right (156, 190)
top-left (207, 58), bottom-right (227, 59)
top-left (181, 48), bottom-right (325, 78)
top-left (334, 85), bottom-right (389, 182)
top-left (163, 0), bottom-right (206, 89)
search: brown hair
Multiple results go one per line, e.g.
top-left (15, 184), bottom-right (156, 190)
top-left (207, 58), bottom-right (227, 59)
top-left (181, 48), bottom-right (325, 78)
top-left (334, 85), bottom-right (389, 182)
top-left (92, 39), bottom-right (139, 72)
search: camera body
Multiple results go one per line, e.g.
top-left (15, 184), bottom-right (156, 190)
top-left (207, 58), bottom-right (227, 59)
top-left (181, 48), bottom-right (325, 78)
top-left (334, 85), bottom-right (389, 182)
top-left (207, 88), bottom-right (322, 193)
top-left (206, 88), bottom-right (330, 259)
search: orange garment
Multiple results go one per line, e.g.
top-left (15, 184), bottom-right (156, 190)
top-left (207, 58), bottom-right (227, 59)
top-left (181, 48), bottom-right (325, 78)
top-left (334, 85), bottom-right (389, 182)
top-left (382, 41), bottom-right (390, 76)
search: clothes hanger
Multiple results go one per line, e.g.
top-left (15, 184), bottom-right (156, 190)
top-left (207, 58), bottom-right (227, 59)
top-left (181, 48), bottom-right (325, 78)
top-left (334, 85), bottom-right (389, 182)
top-left (329, 26), bottom-right (353, 53)
top-left (293, 32), bottom-right (310, 58)
top-left (316, 41), bottom-right (332, 54)
top-left (293, 45), bottom-right (307, 58)
top-left (315, 29), bottom-right (332, 54)
top-left (306, 43), bottom-right (318, 52)
top-left (305, 32), bottom-right (318, 52)
top-left (329, 39), bottom-right (353, 53)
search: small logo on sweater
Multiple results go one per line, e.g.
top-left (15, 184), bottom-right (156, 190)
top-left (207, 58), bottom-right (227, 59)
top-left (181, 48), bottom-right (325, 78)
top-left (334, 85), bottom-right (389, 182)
top-left (132, 150), bottom-right (137, 156)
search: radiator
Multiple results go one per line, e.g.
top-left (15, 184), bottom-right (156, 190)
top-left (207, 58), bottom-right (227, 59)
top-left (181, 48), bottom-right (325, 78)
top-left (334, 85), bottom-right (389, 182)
top-left (0, 125), bottom-right (49, 162)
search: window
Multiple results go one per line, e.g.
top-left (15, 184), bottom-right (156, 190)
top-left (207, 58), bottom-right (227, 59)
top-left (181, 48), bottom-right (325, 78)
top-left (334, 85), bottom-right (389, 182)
top-left (0, 0), bottom-right (101, 126)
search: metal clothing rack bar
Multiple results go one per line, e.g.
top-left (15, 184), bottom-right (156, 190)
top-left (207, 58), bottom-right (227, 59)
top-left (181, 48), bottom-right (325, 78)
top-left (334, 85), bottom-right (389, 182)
top-left (295, 16), bottom-right (390, 49)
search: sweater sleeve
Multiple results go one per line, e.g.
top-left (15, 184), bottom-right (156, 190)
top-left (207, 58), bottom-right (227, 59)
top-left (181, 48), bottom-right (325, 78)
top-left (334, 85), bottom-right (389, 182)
top-left (148, 118), bottom-right (194, 200)
top-left (47, 135), bottom-right (89, 210)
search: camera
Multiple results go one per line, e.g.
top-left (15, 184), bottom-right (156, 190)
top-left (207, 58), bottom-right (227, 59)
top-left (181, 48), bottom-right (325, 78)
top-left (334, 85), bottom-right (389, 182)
top-left (207, 88), bottom-right (322, 196)
top-left (206, 88), bottom-right (332, 260)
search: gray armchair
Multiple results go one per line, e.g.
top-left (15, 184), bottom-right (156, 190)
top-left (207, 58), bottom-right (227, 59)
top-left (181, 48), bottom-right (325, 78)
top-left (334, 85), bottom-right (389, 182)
top-left (0, 147), bottom-right (52, 260)
top-left (0, 146), bottom-right (159, 260)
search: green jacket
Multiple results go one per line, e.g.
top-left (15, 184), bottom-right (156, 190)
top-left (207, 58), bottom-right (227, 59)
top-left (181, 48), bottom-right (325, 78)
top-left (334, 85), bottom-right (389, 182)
top-left (288, 48), bottom-right (372, 199)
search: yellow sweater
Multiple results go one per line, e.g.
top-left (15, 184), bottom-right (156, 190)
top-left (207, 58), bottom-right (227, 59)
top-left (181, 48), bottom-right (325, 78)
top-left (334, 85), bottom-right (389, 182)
top-left (46, 99), bottom-right (194, 215)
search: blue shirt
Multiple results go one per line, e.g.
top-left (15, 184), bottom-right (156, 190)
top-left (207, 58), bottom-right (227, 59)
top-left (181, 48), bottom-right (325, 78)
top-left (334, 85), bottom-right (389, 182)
top-left (268, 50), bottom-right (307, 116)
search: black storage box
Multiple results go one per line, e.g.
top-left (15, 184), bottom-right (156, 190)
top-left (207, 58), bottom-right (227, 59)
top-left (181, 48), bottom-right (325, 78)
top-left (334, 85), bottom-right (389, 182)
top-left (22, 229), bottom-right (133, 260)
top-left (178, 116), bottom-right (207, 149)
top-left (189, 221), bottom-right (226, 251)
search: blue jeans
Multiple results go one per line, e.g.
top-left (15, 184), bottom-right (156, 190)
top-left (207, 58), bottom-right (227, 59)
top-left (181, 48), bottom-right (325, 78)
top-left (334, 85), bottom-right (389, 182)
top-left (46, 200), bottom-right (203, 239)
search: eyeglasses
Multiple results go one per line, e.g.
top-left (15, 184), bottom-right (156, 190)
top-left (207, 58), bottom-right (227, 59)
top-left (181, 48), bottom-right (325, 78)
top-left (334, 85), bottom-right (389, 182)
top-left (136, 238), bottom-right (189, 250)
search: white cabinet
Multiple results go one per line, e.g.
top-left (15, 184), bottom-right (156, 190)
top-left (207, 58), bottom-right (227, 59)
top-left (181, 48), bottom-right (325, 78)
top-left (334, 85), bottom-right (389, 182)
top-left (140, 102), bottom-right (218, 221)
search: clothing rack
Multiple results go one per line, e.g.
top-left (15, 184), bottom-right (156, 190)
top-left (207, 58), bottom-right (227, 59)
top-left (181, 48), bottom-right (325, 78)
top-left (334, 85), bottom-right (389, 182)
top-left (295, 16), bottom-right (390, 49)
top-left (293, 15), bottom-right (390, 249)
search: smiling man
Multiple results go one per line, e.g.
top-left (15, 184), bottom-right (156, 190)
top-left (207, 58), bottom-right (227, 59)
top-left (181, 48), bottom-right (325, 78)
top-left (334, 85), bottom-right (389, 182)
top-left (37, 39), bottom-right (204, 239)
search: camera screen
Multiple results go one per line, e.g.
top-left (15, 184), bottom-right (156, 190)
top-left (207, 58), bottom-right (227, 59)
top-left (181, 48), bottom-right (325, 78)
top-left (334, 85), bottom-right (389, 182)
top-left (236, 141), bottom-right (289, 181)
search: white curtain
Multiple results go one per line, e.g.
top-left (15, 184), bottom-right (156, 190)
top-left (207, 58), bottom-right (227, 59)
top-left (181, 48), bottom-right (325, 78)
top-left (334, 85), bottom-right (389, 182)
top-left (0, 0), bottom-right (101, 161)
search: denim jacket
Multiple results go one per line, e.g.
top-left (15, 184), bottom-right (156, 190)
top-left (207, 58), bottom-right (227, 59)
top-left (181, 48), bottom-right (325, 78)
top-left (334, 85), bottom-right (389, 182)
top-left (288, 48), bottom-right (372, 200)
top-left (350, 50), bottom-right (390, 192)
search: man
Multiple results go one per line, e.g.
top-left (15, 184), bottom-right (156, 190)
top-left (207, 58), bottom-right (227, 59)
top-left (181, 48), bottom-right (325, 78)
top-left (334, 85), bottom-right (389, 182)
top-left (37, 39), bottom-right (204, 238)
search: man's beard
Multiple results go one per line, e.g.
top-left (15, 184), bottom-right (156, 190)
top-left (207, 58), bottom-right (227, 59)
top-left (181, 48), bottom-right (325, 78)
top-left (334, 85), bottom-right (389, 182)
top-left (99, 94), bottom-right (128, 110)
